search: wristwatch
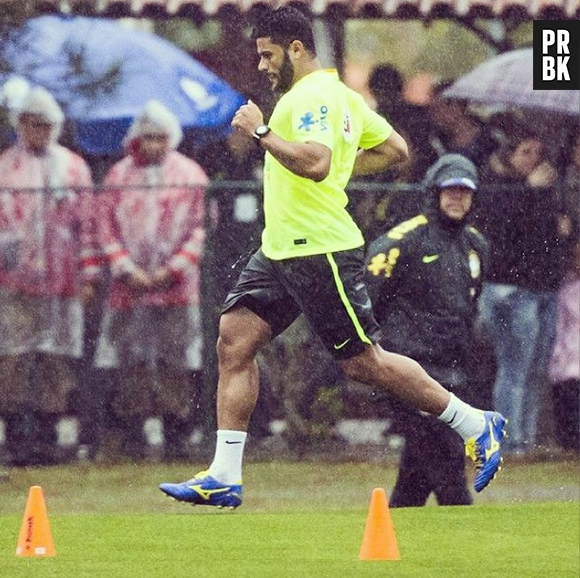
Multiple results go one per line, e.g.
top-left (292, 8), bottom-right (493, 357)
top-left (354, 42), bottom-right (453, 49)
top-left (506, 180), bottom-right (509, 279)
top-left (253, 124), bottom-right (271, 140)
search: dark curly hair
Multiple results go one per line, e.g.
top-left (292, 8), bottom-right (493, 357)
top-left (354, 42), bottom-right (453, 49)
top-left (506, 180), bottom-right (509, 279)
top-left (251, 6), bottom-right (317, 56)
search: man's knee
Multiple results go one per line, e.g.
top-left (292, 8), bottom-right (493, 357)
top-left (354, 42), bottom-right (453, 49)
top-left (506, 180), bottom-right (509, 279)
top-left (339, 345), bottom-right (382, 384)
top-left (339, 344), bottom-right (405, 387)
top-left (216, 333), bottom-right (248, 369)
top-left (217, 308), bottom-right (270, 371)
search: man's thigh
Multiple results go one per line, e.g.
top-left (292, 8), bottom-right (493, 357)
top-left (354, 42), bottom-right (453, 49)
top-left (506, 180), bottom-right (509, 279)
top-left (222, 249), bottom-right (301, 338)
top-left (276, 248), bottom-right (381, 360)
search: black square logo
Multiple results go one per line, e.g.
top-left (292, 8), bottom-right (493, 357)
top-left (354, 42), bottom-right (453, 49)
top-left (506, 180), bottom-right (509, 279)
top-left (533, 20), bottom-right (579, 90)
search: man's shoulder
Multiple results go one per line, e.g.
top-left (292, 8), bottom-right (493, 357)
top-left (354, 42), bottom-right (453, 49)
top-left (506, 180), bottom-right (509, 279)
top-left (385, 214), bottom-right (429, 241)
top-left (167, 151), bottom-right (207, 173)
top-left (0, 144), bottom-right (16, 161)
top-left (367, 214), bottom-right (429, 258)
top-left (465, 224), bottom-right (488, 248)
top-left (62, 146), bottom-right (89, 164)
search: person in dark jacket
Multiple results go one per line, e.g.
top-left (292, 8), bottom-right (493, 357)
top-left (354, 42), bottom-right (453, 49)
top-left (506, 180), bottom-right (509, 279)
top-left (473, 126), bottom-right (566, 455)
top-left (366, 154), bottom-right (489, 507)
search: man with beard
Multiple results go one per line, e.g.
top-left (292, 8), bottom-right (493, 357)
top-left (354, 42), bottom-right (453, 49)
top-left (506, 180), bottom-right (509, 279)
top-left (366, 154), bottom-right (488, 507)
top-left (159, 7), bottom-right (506, 508)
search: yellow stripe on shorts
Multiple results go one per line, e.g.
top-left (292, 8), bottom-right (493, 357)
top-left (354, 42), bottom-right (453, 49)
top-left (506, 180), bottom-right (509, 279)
top-left (325, 253), bottom-right (372, 345)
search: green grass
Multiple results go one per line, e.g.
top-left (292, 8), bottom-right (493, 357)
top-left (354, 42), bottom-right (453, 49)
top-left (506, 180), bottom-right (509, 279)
top-left (0, 459), bottom-right (578, 577)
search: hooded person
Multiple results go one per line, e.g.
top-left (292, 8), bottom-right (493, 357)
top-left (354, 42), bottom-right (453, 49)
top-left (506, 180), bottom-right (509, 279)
top-left (93, 100), bottom-right (208, 462)
top-left (0, 86), bottom-right (96, 466)
top-left (422, 152), bottom-right (479, 230)
top-left (11, 86), bottom-right (65, 146)
top-left (365, 153), bottom-right (489, 507)
top-left (122, 99), bottom-right (183, 165)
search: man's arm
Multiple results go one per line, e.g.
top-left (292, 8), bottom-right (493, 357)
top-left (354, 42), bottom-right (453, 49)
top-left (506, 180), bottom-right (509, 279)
top-left (353, 129), bottom-right (408, 177)
top-left (231, 100), bottom-right (331, 182)
top-left (259, 134), bottom-right (331, 182)
top-left (365, 235), bottom-right (405, 323)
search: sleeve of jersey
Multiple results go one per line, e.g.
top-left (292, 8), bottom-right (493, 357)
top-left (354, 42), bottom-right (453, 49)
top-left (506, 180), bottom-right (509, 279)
top-left (358, 103), bottom-right (393, 150)
top-left (289, 93), bottom-right (335, 149)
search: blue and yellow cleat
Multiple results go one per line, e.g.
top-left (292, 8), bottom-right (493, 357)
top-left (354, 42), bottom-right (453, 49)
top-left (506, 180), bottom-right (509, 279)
top-left (159, 471), bottom-right (242, 508)
top-left (465, 411), bottom-right (507, 493)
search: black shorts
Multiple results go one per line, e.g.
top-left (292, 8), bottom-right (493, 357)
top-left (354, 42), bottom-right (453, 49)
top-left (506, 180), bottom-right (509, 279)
top-left (222, 247), bottom-right (381, 360)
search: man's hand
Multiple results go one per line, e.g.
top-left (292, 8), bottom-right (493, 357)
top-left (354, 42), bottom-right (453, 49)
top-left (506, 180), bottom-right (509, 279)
top-left (124, 268), bottom-right (152, 292)
top-left (151, 268), bottom-right (175, 290)
top-left (80, 282), bottom-right (97, 306)
top-left (231, 100), bottom-right (264, 140)
top-left (527, 161), bottom-right (558, 188)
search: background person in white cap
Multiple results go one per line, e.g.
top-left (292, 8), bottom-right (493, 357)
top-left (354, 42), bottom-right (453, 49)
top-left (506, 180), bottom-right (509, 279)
top-left (0, 86), bottom-right (97, 466)
top-left (93, 100), bottom-right (208, 461)
top-left (366, 154), bottom-right (488, 506)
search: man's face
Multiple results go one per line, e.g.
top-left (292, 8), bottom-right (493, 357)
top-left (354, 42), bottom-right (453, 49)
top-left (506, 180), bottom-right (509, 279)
top-left (137, 133), bottom-right (170, 164)
top-left (439, 186), bottom-right (473, 221)
top-left (18, 113), bottom-right (53, 153)
top-left (509, 137), bottom-right (543, 177)
top-left (256, 37), bottom-right (295, 94)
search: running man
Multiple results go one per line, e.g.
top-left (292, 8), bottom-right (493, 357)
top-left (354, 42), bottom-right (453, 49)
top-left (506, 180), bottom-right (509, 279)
top-left (159, 6), bottom-right (506, 507)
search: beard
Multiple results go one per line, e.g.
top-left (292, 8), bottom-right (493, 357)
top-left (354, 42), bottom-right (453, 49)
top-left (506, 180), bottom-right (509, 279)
top-left (274, 52), bottom-right (295, 95)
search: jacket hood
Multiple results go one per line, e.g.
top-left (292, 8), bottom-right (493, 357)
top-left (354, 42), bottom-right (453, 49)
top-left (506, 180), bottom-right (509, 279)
top-left (423, 153), bottom-right (478, 194)
top-left (422, 154), bottom-right (479, 228)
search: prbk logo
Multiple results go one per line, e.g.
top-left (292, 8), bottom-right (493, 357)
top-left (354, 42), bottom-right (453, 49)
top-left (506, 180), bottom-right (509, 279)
top-left (533, 21), bottom-right (579, 90)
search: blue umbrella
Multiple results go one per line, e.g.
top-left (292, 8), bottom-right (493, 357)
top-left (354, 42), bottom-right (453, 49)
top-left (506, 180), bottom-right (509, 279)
top-left (0, 15), bottom-right (246, 154)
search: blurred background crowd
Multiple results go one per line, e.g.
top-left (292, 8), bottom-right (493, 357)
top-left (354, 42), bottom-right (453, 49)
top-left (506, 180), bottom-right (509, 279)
top-left (0, 7), bottom-right (578, 468)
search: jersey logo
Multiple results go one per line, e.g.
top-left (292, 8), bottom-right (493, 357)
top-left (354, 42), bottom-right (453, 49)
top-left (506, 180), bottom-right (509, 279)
top-left (298, 106), bottom-right (328, 132)
top-left (367, 247), bottom-right (400, 278)
top-left (298, 111), bottom-right (317, 131)
top-left (343, 111), bottom-right (353, 142)
top-left (422, 254), bottom-right (439, 264)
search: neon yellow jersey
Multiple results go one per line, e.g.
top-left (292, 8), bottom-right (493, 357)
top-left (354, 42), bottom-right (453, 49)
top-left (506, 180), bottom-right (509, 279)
top-left (261, 69), bottom-right (393, 260)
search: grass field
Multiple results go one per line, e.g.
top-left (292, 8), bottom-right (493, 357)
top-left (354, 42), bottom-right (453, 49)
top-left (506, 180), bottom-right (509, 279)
top-left (0, 458), bottom-right (578, 577)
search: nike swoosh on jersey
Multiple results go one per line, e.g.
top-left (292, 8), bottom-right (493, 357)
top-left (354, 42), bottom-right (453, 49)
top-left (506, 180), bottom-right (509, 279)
top-left (422, 254), bottom-right (440, 263)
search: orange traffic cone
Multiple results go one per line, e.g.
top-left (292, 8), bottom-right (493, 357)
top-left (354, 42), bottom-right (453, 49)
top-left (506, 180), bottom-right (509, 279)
top-left (15, 486), bottom-right (56, 557)
top-left (359, 487), bottom-right (400, 560)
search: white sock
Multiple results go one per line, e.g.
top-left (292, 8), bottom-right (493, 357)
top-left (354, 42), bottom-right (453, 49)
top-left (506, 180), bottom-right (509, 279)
top-left (207, 430), bottom-right (247, 484)
top-left (438, 393), bottom-right (486, 441)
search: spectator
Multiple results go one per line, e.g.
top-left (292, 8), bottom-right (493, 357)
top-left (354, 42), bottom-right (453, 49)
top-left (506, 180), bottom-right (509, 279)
top-left (548, 223), bottom-right (579, 452)
top-left (559, 124), bottom-right (579, 228)
top-left (368, 63), bottom-right (436, 183)
top-left (366, 154), bottom-right (488, 506)
top-left (427, 82), bottom-right (498, 169)
top-left (0, 87), bottom-right (96, 465)
top-left (351, 64), bottom-right (436, 240)
top-left (474, 124), bottom-right (565, 455)
top-left (93, 101), bottom-right (208, 461)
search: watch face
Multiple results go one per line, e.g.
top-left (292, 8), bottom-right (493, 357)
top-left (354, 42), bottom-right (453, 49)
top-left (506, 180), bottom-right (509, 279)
top-left (256, 125), bottom-right (270, 137)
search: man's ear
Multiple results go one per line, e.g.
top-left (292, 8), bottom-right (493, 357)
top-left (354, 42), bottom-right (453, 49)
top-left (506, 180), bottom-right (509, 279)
top-left (289, 39), bottom-right (304, 59)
